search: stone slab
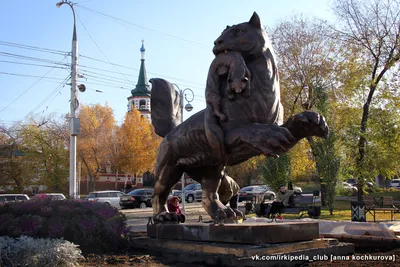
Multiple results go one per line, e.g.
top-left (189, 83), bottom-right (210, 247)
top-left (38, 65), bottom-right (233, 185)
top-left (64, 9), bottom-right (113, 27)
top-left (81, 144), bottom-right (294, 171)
top-left (130, 237), bottom-right (354, 267)
top-left (147, 222), bottom-right (319, 244)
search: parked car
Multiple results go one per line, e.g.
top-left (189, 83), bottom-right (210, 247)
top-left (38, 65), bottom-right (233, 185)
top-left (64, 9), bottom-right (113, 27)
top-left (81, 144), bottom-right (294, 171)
top-left (256, 185), bottom-right (276, 200)
top-left (31, 193), bottom-right (66, 200)
top-left (390, 179), bottom-right (400, 187)
top-left (173, 183), bottom-right (202, 203)
top-left (292, 186), bottom-right (302, 193)
top-left (238, 186), bottom-right (265, 202)
top-left (346, 178), bottom-right (357, 186)
top-left (0, 194), bottom-right (30, 204)
top-left (87, 190), bottom-right (126, 209)
top-left (167, 190), bottom-right (178, 201)
top-left (120, 188), bottom-right (154, 209)
top-left (341, 182), bottom-right (358, 192)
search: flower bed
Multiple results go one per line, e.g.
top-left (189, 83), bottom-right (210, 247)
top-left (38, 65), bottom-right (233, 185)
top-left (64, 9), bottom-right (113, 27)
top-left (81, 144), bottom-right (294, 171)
top-left (0, 196), bottom-right (131, 254)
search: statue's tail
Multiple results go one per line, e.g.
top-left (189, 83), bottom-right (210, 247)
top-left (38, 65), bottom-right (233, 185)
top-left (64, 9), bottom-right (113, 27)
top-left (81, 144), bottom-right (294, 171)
top-left (149, 78), bottom-right (181, 137)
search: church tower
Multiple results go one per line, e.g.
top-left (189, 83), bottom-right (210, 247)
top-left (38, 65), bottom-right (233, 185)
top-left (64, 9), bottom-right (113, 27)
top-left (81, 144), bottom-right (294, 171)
top-left (127, 40), bottom-right (151, 122)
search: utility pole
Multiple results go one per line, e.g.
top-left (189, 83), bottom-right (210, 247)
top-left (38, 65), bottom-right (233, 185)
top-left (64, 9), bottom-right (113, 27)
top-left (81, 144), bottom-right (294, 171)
top-left (57, 1), bottom-right (80, 199)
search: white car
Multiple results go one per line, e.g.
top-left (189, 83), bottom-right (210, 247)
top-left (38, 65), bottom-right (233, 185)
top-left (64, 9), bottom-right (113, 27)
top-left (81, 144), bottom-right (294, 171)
top-left (341, 182), bottom-right (358, 192)
top-left (31, 193), bottom-right (66, 200)
top-left (257, 185), bottom-right (276, 200)
top-left (390, 179), bottom-right (400, 187)
top-left (0, 194), bottom-right (30, 204)
top-left (87, 190), bottom-right (126, 209)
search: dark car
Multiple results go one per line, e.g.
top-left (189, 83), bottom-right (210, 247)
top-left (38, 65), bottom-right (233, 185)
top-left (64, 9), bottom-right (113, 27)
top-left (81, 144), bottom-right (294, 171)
top-left (238, 186), bottom-right (265, 202)
top-left (119, 188), bottom-right (154, 209)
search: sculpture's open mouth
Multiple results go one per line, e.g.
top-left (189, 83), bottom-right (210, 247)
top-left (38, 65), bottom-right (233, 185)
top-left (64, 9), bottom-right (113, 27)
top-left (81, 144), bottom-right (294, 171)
top-left (213, 47), bottom-right (233, 56)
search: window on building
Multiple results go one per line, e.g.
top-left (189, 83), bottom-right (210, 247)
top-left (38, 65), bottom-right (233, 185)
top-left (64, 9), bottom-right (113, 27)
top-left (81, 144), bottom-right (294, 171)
top-left (139, 99), bottom-right (146, 109)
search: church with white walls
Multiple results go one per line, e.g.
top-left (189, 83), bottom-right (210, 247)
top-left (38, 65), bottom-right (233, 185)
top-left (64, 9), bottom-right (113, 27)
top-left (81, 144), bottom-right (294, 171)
top-left (127, 40), bottom-right (151, 122)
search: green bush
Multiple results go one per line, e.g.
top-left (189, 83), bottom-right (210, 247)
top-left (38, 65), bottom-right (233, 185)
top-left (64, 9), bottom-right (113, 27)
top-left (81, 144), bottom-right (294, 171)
top-left (0, 197), bottom-right (130, 254)
top-left (336, 187), bottom-right (357, 197)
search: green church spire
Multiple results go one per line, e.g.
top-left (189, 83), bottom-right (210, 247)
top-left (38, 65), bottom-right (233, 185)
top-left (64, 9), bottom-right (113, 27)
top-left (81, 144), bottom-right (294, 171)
top-left (130, 40), bottom-right (151, 97)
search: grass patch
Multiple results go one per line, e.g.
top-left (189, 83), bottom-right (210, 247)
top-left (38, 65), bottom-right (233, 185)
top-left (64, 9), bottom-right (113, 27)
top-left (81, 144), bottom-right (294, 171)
top-left (250, 199), bottom-right (397, 222)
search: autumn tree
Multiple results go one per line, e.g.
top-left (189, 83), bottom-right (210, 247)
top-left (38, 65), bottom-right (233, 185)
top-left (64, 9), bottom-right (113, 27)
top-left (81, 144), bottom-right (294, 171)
top-left (225, 156), bottom-right (264, 187)
top-left (20, 115), bottom-right (69, 193)
top-left (330, 0), bottom-right (400, 198)
top-left (0, 124), bottom-right (29, 192)
top-left (270, 15), bottom-right (344, 190)
top-left (77, 104), bottom-right (116, 191)
top-left (259, 153), bottom-right (292, 191)
top-left (118, 108), bottom-right (160, 178)
top-left (269, 15), bottom-right (341, 119)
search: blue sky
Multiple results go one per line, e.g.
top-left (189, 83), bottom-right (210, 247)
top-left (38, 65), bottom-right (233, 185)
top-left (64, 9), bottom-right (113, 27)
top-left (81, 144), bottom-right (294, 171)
top-left (0, 0), bottom-right (334, 126)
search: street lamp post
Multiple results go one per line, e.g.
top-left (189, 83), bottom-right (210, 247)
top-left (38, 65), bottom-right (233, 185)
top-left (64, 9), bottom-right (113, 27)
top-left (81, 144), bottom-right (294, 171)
top-left (172, 83), bottom-right (194, 212)
top-left (57, 0), bottom-right (80, 199)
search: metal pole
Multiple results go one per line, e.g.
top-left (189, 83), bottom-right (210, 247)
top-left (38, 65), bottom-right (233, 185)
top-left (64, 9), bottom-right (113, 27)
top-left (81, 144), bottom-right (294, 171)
top-left (180, 89), bottom-right (185, 212)
top-left (77, 161), bottom-right (81, 199)
top-left (58, 1), bottom-right (78, 199)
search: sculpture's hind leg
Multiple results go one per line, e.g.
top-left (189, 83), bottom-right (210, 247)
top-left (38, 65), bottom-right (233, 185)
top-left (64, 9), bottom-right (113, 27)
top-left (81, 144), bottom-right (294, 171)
top-left (151, 140), bottom-right (183, 223)
top-left (152, 164), bottom-right (183, 224)
top-left (188, 166), bottom-right (237, 225)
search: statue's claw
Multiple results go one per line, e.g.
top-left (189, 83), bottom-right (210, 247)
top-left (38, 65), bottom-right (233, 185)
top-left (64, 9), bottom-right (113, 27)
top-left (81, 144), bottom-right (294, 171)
top-left (152, 211), bottom-right (183, 224)
top-left (210, 207), bottom-right (239, 225)
top-left (233, 209), bottom-right (244, 221)
top-left (283, 111), bottom-right (329, 140)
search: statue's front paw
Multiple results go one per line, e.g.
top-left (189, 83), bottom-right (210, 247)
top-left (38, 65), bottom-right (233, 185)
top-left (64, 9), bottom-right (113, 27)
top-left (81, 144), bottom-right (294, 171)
top-left (233, 209), bottom-right (244, 221)
top-left (212, 207), bottom-right (238, 225)
top-left (285, 111), bottom-right (329, 139)
top-left (257, 126), bottom-right (296, 157)
top-left (153, 211), bottom-right (181, 224)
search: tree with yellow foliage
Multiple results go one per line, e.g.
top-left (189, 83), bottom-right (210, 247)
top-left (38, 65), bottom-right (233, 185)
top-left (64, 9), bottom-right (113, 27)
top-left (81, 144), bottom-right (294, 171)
top-left (77, 103), bottom-right (115, 191)
top-left (118, 109), bottom-right (160, 178)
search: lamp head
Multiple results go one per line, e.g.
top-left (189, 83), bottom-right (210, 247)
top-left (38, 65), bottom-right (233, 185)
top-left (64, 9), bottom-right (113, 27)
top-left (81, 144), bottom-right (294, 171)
top-left (78, 84), bottom-right (86, 92)
top-left (185, 103), bottom-right (193, 112)
top-left (56, 1), bottom-right (64, 8)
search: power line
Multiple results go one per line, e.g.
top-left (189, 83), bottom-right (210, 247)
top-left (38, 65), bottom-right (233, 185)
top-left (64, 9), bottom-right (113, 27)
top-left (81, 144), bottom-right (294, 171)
top-left (76, 12), bottom-right (133, 84)
top-left (0, 71), bottom-right (68, 81)
top-left (0, 60), bottom-right (69, 71)
top-left (0, 55), bottom-right (68, 114)
top-left (0, 52), bottom-right (70, 66)
top-left (22, 75), bottom-right (71, 121)
top-left (1, 43), bottom-right (207, 88)
top-left (75, 4), bottom-right (210, 50)
top-left (0, 40), bottom-right (69, 56)
top-left (79, 55), bottom-right (206, 87)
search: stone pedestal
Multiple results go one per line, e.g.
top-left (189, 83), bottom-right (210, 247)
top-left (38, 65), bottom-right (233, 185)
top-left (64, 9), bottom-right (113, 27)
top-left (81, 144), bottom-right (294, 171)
top-left (147, 222), bottom-right (319, 244)
top-left (140, 222), bottom-right (354, 266)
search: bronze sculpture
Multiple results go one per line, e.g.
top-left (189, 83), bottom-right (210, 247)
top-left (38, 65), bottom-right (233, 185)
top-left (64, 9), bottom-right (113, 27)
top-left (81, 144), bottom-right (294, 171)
top-left (149, 12), bottom-right (328, 224)
top-left (206, 50), bottom-right (251, 122)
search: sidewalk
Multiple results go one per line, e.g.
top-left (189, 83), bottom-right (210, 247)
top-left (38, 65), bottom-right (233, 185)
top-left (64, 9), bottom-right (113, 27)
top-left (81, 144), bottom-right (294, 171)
top-left (244, 217), bottom-right (400, 238)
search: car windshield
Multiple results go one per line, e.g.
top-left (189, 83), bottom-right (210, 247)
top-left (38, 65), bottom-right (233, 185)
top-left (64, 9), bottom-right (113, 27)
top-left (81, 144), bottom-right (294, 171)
top-left (87, 193), bottom-right (98, 198)
top-left (184, 184), bottom-right (196, 190)
top-left (128, 189), bottom-right (145, 195)
top-left (241, 187), bottom-right (255, 191)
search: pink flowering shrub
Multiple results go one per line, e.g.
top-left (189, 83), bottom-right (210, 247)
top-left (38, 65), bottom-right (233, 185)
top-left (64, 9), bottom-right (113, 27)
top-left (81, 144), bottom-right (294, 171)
top-left (0, 196), bottom-right (130, 253)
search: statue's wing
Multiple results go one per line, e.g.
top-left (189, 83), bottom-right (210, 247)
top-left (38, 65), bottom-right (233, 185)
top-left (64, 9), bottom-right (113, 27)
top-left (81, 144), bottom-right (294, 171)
top-left (149, 78), bottom-right (181, 137)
